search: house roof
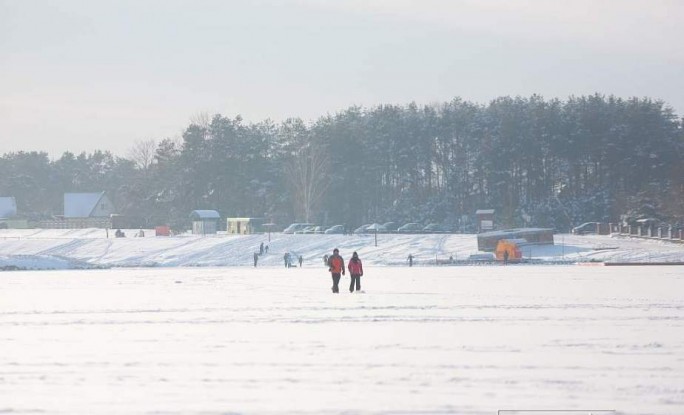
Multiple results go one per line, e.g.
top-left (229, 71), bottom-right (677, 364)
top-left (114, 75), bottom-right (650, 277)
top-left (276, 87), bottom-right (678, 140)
top-left (0, 197), bottom-right (17, 218)
top-left (64, 192), bottom-right (106, 218)
top-left (478, 228), bottom-right (554, 238)
top-left (190, 210), bottom-right (221, 220)
top-left (476, 209), bottom-right (495, 215)
top-left (498, 238), bottom-right (529, 245)
top-left (226, 217), bottom-right (264, 222)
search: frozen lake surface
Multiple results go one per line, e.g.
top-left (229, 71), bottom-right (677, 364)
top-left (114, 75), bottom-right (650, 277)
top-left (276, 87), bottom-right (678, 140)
top-left (2, 266), bottom-right (683, 414)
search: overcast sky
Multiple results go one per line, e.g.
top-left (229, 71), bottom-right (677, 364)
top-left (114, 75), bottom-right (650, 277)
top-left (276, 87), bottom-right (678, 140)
top-left (2, 0), bottom-right (683, 157)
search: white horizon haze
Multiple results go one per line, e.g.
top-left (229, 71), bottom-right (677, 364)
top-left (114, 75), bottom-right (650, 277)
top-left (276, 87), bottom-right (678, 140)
top-left (2, 0), bottom-right (683, 158)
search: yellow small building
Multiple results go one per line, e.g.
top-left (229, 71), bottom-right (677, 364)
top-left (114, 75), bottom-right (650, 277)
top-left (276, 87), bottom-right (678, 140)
top-left (226, 217), bottom-right (264, 235)
top-left (495, 238), bottom-right (526, 263)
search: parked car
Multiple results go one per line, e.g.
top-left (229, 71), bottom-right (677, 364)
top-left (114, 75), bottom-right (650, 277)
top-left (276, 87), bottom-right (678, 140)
top-left (324, 225), bottom-right (345, 234)
top-left (422, 223), bottom-right (456, 233)
top-left (422, 223), bottom-right (443, 233)
top-left (283, 223), bottom-right (315, 234)
top-left (381, 222), bottom-right (399, 232)
top-left (353, 224), bottom-right (372, 234)
top-left (293, 226), bottom-right (313, 234)
top-left (571, 222), bottom-right (599, 235)
top-left (299, 225), bottom-right (324, 234)
top-left (635, 218), bottom-right (661, 227)
top-left (396, 222), bottom-right (422, 233)
top-left (365, 223), bottom-right (386, 233)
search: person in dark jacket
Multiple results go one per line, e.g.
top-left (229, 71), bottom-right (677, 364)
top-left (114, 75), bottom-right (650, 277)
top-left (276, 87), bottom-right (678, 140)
top-left (327, 248), bottom-right (345, 293)
top-left (347, 251), bottom-right (364, 293)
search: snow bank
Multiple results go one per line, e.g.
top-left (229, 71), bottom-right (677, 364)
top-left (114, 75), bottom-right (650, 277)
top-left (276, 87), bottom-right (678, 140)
top-left (1, 229), bottom-right (683, 270)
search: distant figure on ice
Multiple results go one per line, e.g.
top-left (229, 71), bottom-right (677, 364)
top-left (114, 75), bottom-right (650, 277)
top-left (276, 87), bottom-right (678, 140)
top-left (347, 251), bottom-right (364, 293)
top-left (265, 245), bottom-right (269, 254)
top-left (327, 248), bottom-right (345, 293)
top-left (503, 250), bottom-right (509, 265)
top-left (259, 242), bottom-right (264, 255)
top-left (323, 254), bottom-right (329, 266)
top-left (254, 252), bottom-right (259, 267)
top-left (407, 254), bottom-right (413, 267)
top-left (298, 255), bottom-right (303, 268)
top-left (136, 229), bottom-right (145, 237)
top-left (115, 229), bottom-right (125, 238)
top-left (284, 252), bottom-right (290, 268)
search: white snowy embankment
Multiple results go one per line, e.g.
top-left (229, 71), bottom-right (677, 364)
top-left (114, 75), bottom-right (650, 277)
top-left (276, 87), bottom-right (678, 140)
top-left (0, 228), bottom-right (683, 270)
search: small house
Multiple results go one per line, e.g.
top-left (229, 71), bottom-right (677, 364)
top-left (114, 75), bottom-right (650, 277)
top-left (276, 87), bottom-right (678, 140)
top-left (64, 192), bottom-right (114, 218)
top-left (0, 196), bottom-right (18, 229)
top-left (190, 210), bottom-right (220, 235)
top-left (226, 217), bottom-right (264, 235)
top-left (53, 192), bottom-right (116, 228)
top-left (0, 196), bottom-right (17, 219)
top-left (495, 238), bottom-right (526, 263)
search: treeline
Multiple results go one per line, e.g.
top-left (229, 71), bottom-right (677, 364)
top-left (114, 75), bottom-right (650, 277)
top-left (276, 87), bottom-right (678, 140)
top-left (1, 94), bottom-right (683, 231)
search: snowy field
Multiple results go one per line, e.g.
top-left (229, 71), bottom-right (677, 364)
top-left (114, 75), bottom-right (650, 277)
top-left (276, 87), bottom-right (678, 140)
top-left (1, 229), bottom-right (684, 269)
top-left (1, 230), bottom-right (683, 414)
top-left (2, 265), bottom-right (684, 414)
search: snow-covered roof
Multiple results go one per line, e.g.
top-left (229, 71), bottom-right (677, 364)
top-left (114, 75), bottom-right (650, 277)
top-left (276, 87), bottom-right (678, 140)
top-left (190, 210), bottom-right (221, 220)
top-left (478, 228), bottom-right (554, 238)
top-left (476, 209), bottom-right (495, 215)
top-left (498, 238), bottom-right (529, 245)
top-left (0, 197), bottom-right (17, 218)
top-left (226, 217), bottom-right (263, 221)
top-left (64, 192), bottom-right (106, 218)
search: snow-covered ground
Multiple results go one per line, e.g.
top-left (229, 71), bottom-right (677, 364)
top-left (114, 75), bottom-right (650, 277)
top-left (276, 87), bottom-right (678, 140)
top-left (1, 230), bottom-right (683, 414)
top-left (1, 229), bottom-right (683, 269)
top-left (1, 266), bottom-right (683, 414)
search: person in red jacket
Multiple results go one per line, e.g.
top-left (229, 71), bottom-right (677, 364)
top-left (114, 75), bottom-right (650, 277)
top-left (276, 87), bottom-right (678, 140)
top-left (347, 251), bottom-right (364, 293)
top-left (327, 248), bottom-right (345, 293)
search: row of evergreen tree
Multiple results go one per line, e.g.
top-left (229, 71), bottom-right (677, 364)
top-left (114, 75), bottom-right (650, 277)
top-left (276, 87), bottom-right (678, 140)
top-left (1, 94), bottom-right (682, 231)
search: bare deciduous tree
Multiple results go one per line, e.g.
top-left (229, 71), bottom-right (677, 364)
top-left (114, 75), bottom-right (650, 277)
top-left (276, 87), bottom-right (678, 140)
top-left (285, 142), bottom-right (331, 222)
top-left (127, 139), bottom-right (157, 170)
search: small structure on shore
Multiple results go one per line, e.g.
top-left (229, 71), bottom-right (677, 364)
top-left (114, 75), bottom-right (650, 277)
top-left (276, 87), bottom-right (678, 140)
top-left (495, 239), bottom-right (526, 263)
top-left (475, 209), bottom-right (495, 233)
top-left (477, 228), bottom-right (554, 252)
top-left (190, 210), bottom-right (220, 235)
top-left (226, 217), bottom-right (264, 235)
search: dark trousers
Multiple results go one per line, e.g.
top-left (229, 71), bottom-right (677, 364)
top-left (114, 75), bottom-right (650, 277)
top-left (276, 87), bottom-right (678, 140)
top-left (331, 273), bottom-right (341, 293)
top-left (350, 274), bottom-right (361, 292)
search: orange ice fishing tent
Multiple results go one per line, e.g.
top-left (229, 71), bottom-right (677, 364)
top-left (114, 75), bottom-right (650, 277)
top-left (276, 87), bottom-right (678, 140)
top-left (495, 238), bottom-right (526, 263)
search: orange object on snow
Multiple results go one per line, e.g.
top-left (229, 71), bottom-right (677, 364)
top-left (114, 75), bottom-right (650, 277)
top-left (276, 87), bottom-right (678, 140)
top-left (495, 238), bottom-right (525, 263)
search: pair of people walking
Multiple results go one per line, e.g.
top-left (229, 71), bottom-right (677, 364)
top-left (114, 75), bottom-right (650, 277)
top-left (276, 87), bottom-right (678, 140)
top-left (327, 248), bottom-right (364, 293)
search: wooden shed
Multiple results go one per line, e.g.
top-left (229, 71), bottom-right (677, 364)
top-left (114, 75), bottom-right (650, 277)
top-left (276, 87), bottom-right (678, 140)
top-left (476, 209), bottom-right (495, 233)
top-left (190, 210), bottom-right (220, 235)
top-left (495, 238), bottom-right (526, 263)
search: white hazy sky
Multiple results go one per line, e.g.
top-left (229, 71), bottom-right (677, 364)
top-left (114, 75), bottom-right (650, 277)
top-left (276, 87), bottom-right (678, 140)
top-left (2, 0), bottom-right (683, 157)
